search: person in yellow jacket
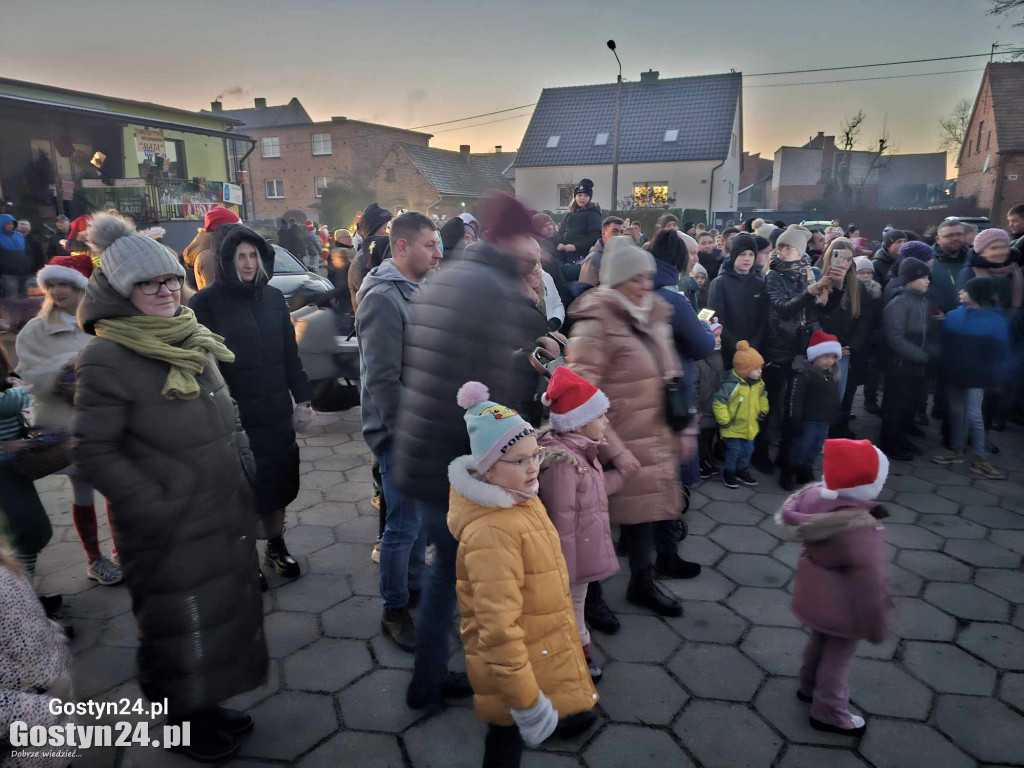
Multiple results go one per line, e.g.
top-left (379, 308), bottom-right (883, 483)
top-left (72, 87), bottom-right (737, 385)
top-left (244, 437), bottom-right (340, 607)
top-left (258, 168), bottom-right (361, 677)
top-left (447, 381), bottom-right (599, 767)
top-left (712, 340), bottom-right (769, 490)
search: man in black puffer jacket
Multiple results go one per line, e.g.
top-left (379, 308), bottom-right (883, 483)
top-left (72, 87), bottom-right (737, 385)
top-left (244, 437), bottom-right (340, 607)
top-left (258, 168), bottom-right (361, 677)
top-left (708, 234), bottom-right (767, 369)
top-left (872, 229), bottom-right (907, 287)
top-left (395, 193), bottom-right (547, 713)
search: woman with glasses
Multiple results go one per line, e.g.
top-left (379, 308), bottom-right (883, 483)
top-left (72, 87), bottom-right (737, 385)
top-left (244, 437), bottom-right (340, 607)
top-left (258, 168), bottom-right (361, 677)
top-left (190, 224), bottom-right (312, 588)
top-left (71, 214), bottom-right (266, 762)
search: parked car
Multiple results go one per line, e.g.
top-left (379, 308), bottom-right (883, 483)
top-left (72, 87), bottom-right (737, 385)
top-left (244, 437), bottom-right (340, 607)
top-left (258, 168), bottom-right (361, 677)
top-left (269, 245), bottom-right (333, 307)
top-left (947, 216), bottom-right (992, 231)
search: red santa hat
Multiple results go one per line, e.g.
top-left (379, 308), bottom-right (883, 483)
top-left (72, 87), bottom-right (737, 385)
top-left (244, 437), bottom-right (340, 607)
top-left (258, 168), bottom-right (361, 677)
top-left (807, 329), bottom-right (842, 363)
top-left (821, 439), bottom-right (890, 501)
top-left (37, 253), bottom-right (94, 291)
top-left (66, 215), bottom-right (92, 248)
top-left (542, 367), bottom-right (610, 432)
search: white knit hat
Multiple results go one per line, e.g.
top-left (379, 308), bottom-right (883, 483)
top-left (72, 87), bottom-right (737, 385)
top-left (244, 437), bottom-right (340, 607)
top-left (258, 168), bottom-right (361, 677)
top-left (599, 236), bottom-right (656, 288)
top-left (86, 213), bottom-right (185, 297)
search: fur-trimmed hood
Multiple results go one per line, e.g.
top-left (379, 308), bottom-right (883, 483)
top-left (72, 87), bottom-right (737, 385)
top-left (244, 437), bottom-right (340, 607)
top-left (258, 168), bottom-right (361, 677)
top-left (775, 483), bottom-right (887, 542)
top-left (447, 455), bottom-right (531, 538)
top-left (538, 428), bottom-right (603, 471)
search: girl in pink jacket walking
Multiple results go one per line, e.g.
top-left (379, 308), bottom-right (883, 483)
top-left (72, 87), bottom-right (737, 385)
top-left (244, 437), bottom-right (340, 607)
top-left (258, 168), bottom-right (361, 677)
top-left (776, 438), bottom-right (892, 737)
top-left (538, 367), bottom-right (632, 681)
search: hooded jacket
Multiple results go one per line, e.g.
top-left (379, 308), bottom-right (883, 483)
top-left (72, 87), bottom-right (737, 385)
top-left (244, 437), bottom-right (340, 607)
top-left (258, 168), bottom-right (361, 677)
top-left (190, 225), bottom-right (312, 515)
top-left (939, 305), bottom-right (1011, 389)
top-left (764, 260), bottom-right (840, 364)
top-left (698, 249), bottom-right (725, 282)
top-left (712, 370), bottom-right (769, 440)
top-left (929, 242), bottom-right (969, 313)
top-left (883, 287), bottom-right (933, 374)
top-left (786, 356), bottom-right (840, 425)
top-left (707, 258), bottom-right (767, 368)
top-left (777, 484), bottom-right (890, 643)
top-left (182, 228), bottom-right (216, 291)
top-left (955, 251), bottom-right (1024, 312)
top-left (872, 248), bottom-right (898, 287)
top-left (447, 456), bottom-right (598, 726)
top-left (72, 270), bottom-right (267, 711)
top-left (561, 202), bottom-right (603, 257)
top-left (355, 259), bottom-right (420, 455)
top-left (0, 214), bottom-right (31, 276)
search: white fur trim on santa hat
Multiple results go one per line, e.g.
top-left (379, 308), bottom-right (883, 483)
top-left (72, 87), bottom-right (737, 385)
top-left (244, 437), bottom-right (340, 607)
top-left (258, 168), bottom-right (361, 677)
top-left (807, 339), bottom-right (843, 362)
top-left (821, 447), bottom-right (889, 500)
top-left (37, 264), bottom-right (88, 291)
top-left (550, 390), bottom-right (610, 433)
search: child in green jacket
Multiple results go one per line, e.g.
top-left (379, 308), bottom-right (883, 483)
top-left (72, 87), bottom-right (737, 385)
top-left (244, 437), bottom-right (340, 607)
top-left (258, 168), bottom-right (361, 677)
top-left (712, 341), bottom-right (769, 490)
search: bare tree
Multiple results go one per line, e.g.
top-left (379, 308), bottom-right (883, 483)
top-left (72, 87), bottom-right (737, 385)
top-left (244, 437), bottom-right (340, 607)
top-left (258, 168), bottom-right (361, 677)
top-left (833, 111), bottom-right (866, 206)
top-left (990, 0), bottom-right (1024, 26)
top-left (938, 98), bottom-right (973, 162)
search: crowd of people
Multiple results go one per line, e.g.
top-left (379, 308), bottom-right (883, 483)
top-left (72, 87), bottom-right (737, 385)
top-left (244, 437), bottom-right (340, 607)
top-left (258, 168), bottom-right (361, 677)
top-left (0, 183), bottom-right (1022, 765)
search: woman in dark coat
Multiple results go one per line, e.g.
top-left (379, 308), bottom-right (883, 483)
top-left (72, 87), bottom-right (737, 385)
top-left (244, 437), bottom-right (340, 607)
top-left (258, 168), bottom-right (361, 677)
top-left (190, 224), bottom-right (313, 583)
top-left (72, 214), bottom-right (266, 762)
top-left (558, 179), bottom-right (603, 280)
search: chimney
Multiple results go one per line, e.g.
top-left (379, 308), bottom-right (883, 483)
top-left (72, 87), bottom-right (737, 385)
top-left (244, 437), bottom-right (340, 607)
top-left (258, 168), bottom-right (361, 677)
top-left (640, 69), bottom-right (660, 83)
top-left (211, 101), bottom-right (223, 112)
top-left (459, 145), bottom-right (471, 160)
top-left (254, 97), bottom-right (267, 109)
top-left (494, 145), bottom-right (502, 154)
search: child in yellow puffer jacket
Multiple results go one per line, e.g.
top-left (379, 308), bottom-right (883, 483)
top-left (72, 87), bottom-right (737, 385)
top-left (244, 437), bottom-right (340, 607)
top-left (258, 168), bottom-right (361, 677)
top-left (712, 340), bottom-right (768, 490)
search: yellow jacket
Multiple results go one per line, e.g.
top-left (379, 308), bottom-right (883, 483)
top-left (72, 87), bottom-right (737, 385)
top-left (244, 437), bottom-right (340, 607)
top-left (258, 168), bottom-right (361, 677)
top-left (447, 455), bottom-right (598, 726)
top-left (712, 370), bottom-right (769, 440)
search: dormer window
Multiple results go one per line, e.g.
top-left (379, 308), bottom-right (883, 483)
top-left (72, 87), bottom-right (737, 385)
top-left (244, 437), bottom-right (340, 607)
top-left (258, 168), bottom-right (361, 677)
top-left (664, 129), bottom-right (679, 142)
top-left (546, 135), bottom-right (560, 148)
top-left (595, 132), bottom-right (609, 146)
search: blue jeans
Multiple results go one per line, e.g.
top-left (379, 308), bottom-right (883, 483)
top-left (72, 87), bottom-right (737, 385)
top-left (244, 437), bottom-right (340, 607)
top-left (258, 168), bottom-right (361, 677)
top-left (377, 451), bottom-right (428, 611)
top-left (789, 422), bottom-right (830, 469)
top-left (723, 438), bottom-right (755, 471)
top-left (947, 386), bottom-right (986, 457)
top-left (412, 499), bottom-right (459, 693)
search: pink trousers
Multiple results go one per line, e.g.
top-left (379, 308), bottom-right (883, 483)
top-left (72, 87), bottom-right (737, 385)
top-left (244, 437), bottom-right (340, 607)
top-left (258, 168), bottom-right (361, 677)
top-left (798, 630), bottom-right (860, 727)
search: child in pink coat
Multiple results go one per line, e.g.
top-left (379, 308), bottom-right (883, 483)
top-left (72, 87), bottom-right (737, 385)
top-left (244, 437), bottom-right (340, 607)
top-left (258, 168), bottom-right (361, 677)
top-left (538, 367), bottom-right (629, 681)
top-left (776, 438), bottom-right (891, 737)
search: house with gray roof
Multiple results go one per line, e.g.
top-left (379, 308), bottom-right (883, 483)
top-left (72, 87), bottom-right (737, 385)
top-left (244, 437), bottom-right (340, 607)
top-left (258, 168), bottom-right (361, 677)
top-left (514, 70), bottom-right (742, 219)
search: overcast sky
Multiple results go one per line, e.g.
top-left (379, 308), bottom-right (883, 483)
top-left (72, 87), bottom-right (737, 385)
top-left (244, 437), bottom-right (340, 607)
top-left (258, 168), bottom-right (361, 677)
top-left (7, 0), bottom-right (1022, 177)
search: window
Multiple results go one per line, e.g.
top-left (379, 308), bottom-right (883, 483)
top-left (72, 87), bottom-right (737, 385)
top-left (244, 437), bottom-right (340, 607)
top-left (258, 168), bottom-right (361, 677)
top-left (663, 129), bottom-right (679, 142)
top-left (546, 135), bottom-right (560, 148)
top-left (595, 132), bottom-right (609, 146)
top-left (632, 182), bottom-right (670, 207)
top-left (314, 177), bottom-right (328, 197)
top-left (312, 133), bottom-right (332, 156)
top-left (730, 132), bottom-right (737, 157)
top-left (260, 137), bottom-right (280, 158)
top-left (164, 139), bottom-right (186, 179)
top-left (977, 121), bottom-right (984, 155)
top-left (265, 179), bottom-right (284, 198)
top-left (386, 168), bottom-right (395, 183)
top-left (558, 184), bottom-right (575, 208)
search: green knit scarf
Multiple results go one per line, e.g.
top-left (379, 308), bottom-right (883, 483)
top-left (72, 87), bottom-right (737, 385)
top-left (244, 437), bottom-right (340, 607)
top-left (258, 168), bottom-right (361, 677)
top-left (94, 307), bottom-right (235, 400)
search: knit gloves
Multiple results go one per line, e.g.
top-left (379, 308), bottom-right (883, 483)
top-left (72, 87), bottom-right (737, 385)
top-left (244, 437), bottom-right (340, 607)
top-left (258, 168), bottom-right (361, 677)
top-left (511, 691), bottom-right (559, 747)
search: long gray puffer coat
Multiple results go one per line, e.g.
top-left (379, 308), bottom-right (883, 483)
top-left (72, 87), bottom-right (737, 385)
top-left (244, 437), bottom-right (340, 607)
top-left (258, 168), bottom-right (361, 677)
top-left (71, 270), bottom-right (267, 714)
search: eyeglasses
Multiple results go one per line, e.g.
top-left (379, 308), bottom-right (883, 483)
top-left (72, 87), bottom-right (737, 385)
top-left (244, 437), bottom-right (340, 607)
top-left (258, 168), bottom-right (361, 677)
top-left (136, 277), bottom-right (182, 295)
top-left (496, 448), bottom-right (546, 469)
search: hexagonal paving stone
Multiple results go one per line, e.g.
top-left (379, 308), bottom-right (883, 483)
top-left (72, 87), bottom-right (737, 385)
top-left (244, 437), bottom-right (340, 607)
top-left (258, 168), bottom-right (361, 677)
top-left (284, 638), bottom-right (373, 691)
top-left (283, 524), bottom-right (338, 555)
top-left (659, 569), bottom-right (736, 602)
top-left (887, 475), bottom-right (935, 493)
top-left (771, 542), bottom-right (801, 569)
top-left (991, 529), bottom-right (1024, 554)
top-left (223, 661), bottom-right (282, 711)
top-left (371, 634), bottom-right (416, 670)
top-left (975, 568), bottom-right (1024, 603)
top-left (961, 505), bottom-right (1024, 530)
top-left (976, 477), bottom-right (1024, 498)
top-left (263, 611), bottom-right (320, 658)
top-left (307, 542), bottom-right (377, 574)
top-left (882, 523), bottom-right (944, 551)
top-left (916, 514), bottom-right (988, 539)
top-left (754, 677), bottom-right (861, 745)
top-left (936, 484), bottom-right (999, 506)
top-left (740, 626), bottom-right (807, 676)
top-left (726, 586), bottom-right (802, 628)
top-left (886, 564), bottom-right (924, 597)
top-left (592, 614), bottom-right (680, 663)
top-left (275, 572), bottom-right (352, 613)
top-left (889, 597), bottom-right (957, 641)
top-left (304, 432), bottom-right (353, 447)
top-left (777, 746), bottom-right (870, 768)
top-left (665, 601), bottom-right (748, 644)
top-left (859, 719), bottom-right (974, 768)
top-left (702, 481), bottom-right (755, 501)
top-left (719, 554), bottom-right (791, 588)
top-left (687, 489), bottom-right (710, 510)
top-left (597, 662), bottom-right (688, 724)
top-left (65, 584), bottom-right (134, 620)
top-left (896, 551), bottom-right (972, 582)
top-left (668, 643), bottom-right (763, 701)
top-left (584, 724), bottom-right (693, 768)
top-left (684, 510), bottom-right (716, 535)
top-left (895, 492), bottom-right (959, 515)
top-left (402, 705), bottom-right (486, 768)
top-left (338, 669), bottom-right (422, 732)
top-left (333, 515), bottom-right (383, 544)
top-left (298, 731), bottom-right (404, 768)
top-left (874, 502), bottom-right (919, 524)
top-left (702, 500), bottom-right (762, 525)
top-left (912, 466), bottom-right (972, 485)
top-left (674, 701), bottom-right (783, 768)
top-left (748, 492), bottom-right (791, 515)
top-left (299, 470), bottom-right (347, 491)
top-left (298, 501), bottom-right (359, 527)
top-left (849, 659), bottom-right (932, 719)
top-left (1000, 672), bottom-right (1024, 711)
top-left (678, 535), bottom-right (726, 566)
top-left (902, 641), bottom-right (997, 694)
top-left (956, 623), bottom-right (1024, 670)
top-left (71, 646), bottom-right (137, 699)
top-left (324, 480), bottom-right (375, 503)
top-left (923, 583), bottom-right (1010, 621)
top-left (944, 538), bottom-right (1021, 568)
top-left (323, 595), bottom-right (386, 639)
top-left (934, 695), bottom-right (1024, 764)
top-left (709, 525), bottom-right (778, 554)
top-left (238, 691), bottom-right (338, 761)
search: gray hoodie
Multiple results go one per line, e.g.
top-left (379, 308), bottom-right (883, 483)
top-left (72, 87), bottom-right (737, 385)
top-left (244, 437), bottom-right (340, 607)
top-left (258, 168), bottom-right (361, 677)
top-left (355, 259), bottom-right (420, 455)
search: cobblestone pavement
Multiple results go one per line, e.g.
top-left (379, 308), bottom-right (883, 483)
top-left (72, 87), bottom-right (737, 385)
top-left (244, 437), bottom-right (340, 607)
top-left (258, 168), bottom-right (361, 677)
top-left (36, 405), bottom-right (1024, 767)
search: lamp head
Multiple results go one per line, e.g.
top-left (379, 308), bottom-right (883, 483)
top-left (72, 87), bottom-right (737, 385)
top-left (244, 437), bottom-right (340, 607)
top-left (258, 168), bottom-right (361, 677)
top-left (607, 40), bottom-right (616, 51)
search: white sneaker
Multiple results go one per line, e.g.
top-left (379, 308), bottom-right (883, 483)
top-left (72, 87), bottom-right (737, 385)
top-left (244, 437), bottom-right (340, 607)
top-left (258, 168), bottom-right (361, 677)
top-left (849, 715), bottom-right (866, 729)
top-left (370, 542), bottom-right (381, 564)
top-left (86, 555), bottom-right (123, 586)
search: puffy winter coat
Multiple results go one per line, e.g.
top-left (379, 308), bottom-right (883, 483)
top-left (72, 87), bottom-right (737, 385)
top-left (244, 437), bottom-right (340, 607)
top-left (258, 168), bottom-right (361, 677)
top-left (698, 249), bottom-right (725, 282)
top-left (567, 288), bottom-right (683, 526)
top-left (694, 351), bottom-right (724, 428)
top-left (182, 228), bottom-right (217, 291)
top-left (883, 288), bottom-right (933, 375)
top-left (818, 289), bottom-right (871, 354)
top-left (537, 430), bottom-right (622, 586)
top-left (777, 485), bottom-right (890, 643)
top-left (15, 309), bottom-right (89, 430)
top-left (872, 248), bottom-right (899, 287)
top-left (955, 252), bottom-right (1024, 313)
top-left (929, 242), bottom-right (969, 313)
top-left (190, 225), bottom-right (312, 515)
top-left (764, 261), bottom-right (840, 364)
top-left (349, 236), bottom-right (390, 314)
top-left (394, 242), bottom-right (547, 504)
top-left (72, 271), bottom-right (267, 712)
top-left (939, 305), bottom-right (1011, 389)
top-left (712, 370), bottom-right (769, 440)
top-left (447, 456), bottom-right (598, 726)
top-left (707, 259), bottom-right (767, 368)
top-left (0, 214), bottom-right (31, 277)
top-left (786, 356), bottom-right (841, 425)
top-left (561, 203), bottom-right (603, 258)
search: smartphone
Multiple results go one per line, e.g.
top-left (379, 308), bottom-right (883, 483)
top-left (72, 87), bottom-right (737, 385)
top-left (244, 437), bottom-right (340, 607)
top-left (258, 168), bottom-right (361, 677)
top-left (697, 308), bottom-right (715, 322)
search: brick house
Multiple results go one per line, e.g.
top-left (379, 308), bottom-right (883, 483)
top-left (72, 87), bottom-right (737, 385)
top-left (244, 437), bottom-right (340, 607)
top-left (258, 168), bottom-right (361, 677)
top-left (955, 62), bottom-right (1024, 223)
top-left (210, 97), bottom-right (431, 223)
top-left (369, 144), bottom-right (515, 219)
top-left (738, 151), bottom-right (774, 209)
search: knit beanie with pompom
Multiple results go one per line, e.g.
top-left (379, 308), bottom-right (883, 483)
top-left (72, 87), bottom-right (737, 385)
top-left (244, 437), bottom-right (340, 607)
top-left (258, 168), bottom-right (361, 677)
top-left (86, 213), bottom-right (185, 298)
top-left (457, 382), bottom-right (535, 473)
top-left (731, 340), bottom-right (765, 378)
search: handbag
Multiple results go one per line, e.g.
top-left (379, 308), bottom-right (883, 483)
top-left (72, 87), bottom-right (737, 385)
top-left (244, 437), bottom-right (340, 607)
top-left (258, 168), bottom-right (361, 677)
top-left (638, 331), bottom-right (692, 433)
top-left (3, 429), bottom-right (73, 480)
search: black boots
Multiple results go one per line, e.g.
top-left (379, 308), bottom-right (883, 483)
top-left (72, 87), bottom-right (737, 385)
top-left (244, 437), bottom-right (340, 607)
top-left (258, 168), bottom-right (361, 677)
top-left (654, 552), bottom-right (702, 580)
top-left (584, 581), bottom-right (620, 634)
top-left (626, 567), bottom-right (682, 617)
top-left (265, 536), bottom-right (300, 578)
top-left (779, 468), bottom-right (796, 491)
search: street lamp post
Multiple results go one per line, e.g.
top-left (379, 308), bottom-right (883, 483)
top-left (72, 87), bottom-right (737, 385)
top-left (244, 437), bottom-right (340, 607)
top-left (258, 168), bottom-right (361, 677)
top-left (607, 40), bottom-right (622, 213)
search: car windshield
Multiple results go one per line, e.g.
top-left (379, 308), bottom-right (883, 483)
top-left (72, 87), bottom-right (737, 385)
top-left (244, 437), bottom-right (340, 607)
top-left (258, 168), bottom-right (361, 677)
top-left (273, 246), bottom-right (308, 275)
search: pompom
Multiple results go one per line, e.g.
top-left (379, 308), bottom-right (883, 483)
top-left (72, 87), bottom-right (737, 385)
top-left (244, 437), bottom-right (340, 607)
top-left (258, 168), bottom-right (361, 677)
top-left (540, 393), bottom-right (552, 407)
top-left (457, 381), bottom-right (490, 409)
top-left (85, 212), bottom-right (137, 253)
top-left (735, 340), bottom-right (750, 352)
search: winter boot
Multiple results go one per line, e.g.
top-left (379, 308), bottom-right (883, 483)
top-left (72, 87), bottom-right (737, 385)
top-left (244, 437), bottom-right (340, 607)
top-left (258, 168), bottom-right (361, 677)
top-left (584, 581), bottom-right (620, 634)
top-left (626, 567), bottom-right (682, 617)
top-left (654, 552), bottom-right (702, 580)
top-left (796, 466), bottom-right (816, 485)
top-left (265, 535), bottom-right (300, 578)
top-left (168, 717), bottom-right (237, 763)
top-left (381, 608), bottom-right (416, 652)
top-left (555, 710), bottom-right (599, 740)
top-left (778, 468), bottom-right (796, 491)
top-left (862, 398), bottom-right (881, 415)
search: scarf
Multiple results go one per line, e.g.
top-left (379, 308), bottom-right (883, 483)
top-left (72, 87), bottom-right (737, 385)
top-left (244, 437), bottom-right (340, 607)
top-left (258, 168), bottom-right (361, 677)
top-left (608, 286), bottom-right (654, 324)
top-left (94, 307), bottom-right (235, 400)
top-left (972, 260), bottom-right (1024, 310)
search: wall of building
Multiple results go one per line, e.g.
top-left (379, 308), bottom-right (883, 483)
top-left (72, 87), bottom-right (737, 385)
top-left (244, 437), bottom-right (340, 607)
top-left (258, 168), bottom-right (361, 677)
top-left (369, 146), bottom-right (442, 214)
top-left (120, 126), bottom-right (229, 182)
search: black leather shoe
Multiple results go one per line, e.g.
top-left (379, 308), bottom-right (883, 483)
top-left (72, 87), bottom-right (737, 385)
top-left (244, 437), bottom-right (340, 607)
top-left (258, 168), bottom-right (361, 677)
top-left (406, 671), bottom-right (473, 710)
top-left (265, 536), bottom-right (300, 578)
top-left (381, 608), bottom-right (416, 652)
top-left (627, 568), bottom-right (682, 617)
top-left (584, 585), bottom-right (621, 635)
top-left (207, 707), bottom-right (254, 737)
top-left (654, 553), bottom-right (702, 580)
top-left (778, 470), bottom-right (796, 491)
top-left (441, 671), bottom-right (473, 699)
top-left (38, 593), bottom-right (63, 617)
top-left (168, 720), bottom-right (237, 763)
top-left (554, 709), bottom-right (598, 740)
top-left (863, 400), bottom-right (881, 415)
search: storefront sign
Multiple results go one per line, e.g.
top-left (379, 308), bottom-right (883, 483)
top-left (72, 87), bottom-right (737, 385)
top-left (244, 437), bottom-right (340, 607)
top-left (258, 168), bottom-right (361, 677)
top-left (223, 182), bottom-right (244, 206)
top-left (135, 129), bottom-right (166, 163)
top-left (81, 178), bottom-right (147, 188)
top-left (60, 180), bottom-right (75, 201)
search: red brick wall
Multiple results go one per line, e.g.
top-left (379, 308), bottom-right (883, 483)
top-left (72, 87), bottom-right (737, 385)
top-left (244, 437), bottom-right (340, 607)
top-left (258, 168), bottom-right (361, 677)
top-left (368, 146), bottom-right (442, 214)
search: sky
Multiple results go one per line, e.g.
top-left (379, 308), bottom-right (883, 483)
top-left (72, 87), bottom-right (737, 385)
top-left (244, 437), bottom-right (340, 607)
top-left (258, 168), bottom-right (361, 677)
top-left (6, 0), bottom-right (1023, 179)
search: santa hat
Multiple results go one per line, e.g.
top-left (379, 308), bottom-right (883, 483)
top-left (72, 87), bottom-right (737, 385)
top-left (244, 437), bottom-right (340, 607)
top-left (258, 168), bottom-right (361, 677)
top-left (821, 439), bottom-right (890, 500)
top-left (67, 215), bottom-right (92, 247)
top-left (542, 367), bottom-right (610, 432)
top-left (37, 253), bottom-right (94, 291)
top-left (807, 329), bottom-right (842, 362)
top-left (204, 206), bottom-right (240, 232)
